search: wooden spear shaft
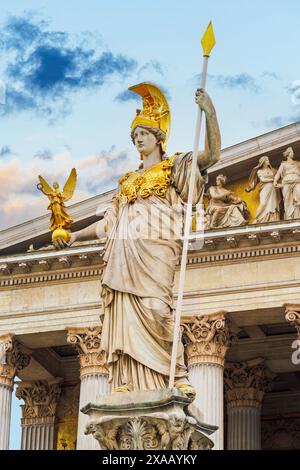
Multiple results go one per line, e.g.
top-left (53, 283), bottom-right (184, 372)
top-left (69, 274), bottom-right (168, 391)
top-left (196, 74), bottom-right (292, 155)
top-left (168, 23), bottom-right (215, 388)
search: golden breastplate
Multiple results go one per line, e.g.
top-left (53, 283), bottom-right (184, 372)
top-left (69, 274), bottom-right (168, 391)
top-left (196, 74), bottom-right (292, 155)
top-left (115, 156), bottom-right (175, 204)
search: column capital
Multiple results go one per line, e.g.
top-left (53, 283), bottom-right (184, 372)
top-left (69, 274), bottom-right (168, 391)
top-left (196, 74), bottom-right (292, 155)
top-left (182, 311), bottom-right (235, 367)
top-left (16, 379), bottom-right (62, 425)
top-left (0, 334), bottom-right (31, 388)
top-left (224, 358), bottom-right (274, 409)
top-left (66, 326), bottom-right (108, 377)
top-left (285, 304), bottom-right (300, 338)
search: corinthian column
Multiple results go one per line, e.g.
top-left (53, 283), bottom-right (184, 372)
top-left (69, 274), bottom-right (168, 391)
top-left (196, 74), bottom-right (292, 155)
top-left (0, 333), bottom-right (31, 450)
top-left (225, 358), bottom-right (273, 450)
top-left (16, 379), bottom-right (62, 450)
top-left (183, 312), bottom-right (232, 450)
top-left (66, 326), bottom-right (110, 450)
top-left (285, 305), bottom-right (300, 367)
top-left (285, 304), bottom-right (300, 339)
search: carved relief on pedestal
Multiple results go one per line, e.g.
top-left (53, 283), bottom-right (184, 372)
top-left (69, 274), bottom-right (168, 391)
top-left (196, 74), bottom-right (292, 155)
top-left (66, 326), bottom-right (108, 377)
top-left (16, 379), bottom-right (62, 425)
top-left (86, 415), bottom-right (211, 451)
top-left (224, 358), bottom-right (273, 409)
top-left (0, 334), bottom-right (31, 388)
top-left (183, 311), bottom-right (234, 367)
top-left (205, 175), bottom-right (250, 229)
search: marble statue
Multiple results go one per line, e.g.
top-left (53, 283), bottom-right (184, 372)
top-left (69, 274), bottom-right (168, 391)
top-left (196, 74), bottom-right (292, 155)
top-left (246, 156), bottom-right (281, 223)
top-left (273, 146), bottom-right (300, 220)
top-left (205, 174), bottom-right (249, 229)
top-left (54, 83), bottom-right (221, 395)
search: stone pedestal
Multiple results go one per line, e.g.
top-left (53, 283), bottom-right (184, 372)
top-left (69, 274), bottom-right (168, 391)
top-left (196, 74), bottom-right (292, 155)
top-left (82, 388), bottom-right (216, 450)
top-left (66, 326), bottom-right (110, 450)
top-left (183, 312), bottom-right (233, 450)
top-left (0, 334), bottom-right (31, 450)
top-left (16, 379), bottom-right (62, 450)
top-left (225, 358), bottom-right (273, 450)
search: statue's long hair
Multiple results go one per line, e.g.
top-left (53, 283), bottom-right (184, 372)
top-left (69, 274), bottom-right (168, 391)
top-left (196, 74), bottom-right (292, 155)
top-left (245, 156), bottom-right (275, 192)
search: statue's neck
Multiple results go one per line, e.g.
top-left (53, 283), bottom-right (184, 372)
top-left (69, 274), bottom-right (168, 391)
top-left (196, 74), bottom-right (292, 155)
top-left (141, 148), bottom-right (163, 170)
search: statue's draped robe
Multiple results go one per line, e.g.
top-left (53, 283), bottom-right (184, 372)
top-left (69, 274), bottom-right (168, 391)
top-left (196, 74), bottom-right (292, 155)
top-left (100, 153), bottom-right (207, 390)
top-left (49, 193), bottom-right (73, 230)
top-left (278, 162), bottom-right (300, 219)
top-left (254, 168), bottom-right (281, 224)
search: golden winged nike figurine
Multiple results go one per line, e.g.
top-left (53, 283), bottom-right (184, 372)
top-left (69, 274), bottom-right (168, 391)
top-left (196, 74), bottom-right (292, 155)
top-left (37, 168), bottom-right (77, 243)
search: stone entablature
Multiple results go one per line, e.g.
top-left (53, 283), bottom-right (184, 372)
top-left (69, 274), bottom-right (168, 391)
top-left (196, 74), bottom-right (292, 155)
top-left (1, 219), bottom-right (300, 283)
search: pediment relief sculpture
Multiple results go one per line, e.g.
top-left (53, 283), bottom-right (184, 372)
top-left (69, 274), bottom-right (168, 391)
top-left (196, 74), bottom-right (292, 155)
top-left (205, 174), bottom-right (250, 229)
top-left (273, 146), bottom-right (300, 220)
top-left (245, 156), bottom-right (281, 224)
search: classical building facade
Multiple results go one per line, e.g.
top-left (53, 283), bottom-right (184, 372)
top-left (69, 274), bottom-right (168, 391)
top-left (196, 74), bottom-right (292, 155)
top-left (0, 122), bottom-right (300, 450)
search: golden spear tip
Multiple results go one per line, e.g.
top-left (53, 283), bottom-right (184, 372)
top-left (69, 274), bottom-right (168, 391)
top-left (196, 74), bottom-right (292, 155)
top-left (201, 21), bottom-right (216, 57)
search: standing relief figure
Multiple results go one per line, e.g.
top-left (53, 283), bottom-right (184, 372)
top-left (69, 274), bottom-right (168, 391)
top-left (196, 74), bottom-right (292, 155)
top-left (273, 146), bottom-right (300, 220)
top-left (205, 174), bottom-right (249, 229)
top-left (245, 156), bottom-right (281, 223)
top-left (53, 82), bottom-right (221, 395)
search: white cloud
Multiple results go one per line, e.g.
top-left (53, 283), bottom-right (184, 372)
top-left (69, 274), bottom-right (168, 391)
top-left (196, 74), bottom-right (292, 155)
top-left (0, 146), bottom-right (138, 230)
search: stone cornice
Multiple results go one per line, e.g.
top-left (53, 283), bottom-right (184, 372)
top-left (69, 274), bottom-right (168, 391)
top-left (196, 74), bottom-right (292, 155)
top-left (1, 220), bottom-right (300, 285)
top-left (211, 121), bottom-right (300, 175)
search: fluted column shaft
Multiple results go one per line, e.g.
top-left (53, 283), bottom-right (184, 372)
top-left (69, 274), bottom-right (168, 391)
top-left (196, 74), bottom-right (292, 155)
top-left (183, 312), bottom-right (232, 450)
top-left (285, 305), bottom-right (300, 342)
top-left (20, 419), bottom-right (55, 450)
top-left (227, 406), bottom-right (260, 450)
top-left (189, 362), bottom-right (224, 449)
top-left (77, 369), bottom-right (111, 450)
top-left (66, 326), bottom-right (111, 450)
top-left (0, 378), bottom-right (13, 449)
top-left (0, 333), bottom-right (31, 450)
top-left (225, 359), bottom-right (272, 450)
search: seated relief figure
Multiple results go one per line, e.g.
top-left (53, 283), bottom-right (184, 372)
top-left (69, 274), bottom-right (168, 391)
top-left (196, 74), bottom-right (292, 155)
top-left (53, 83), bottom-right (221, 395)
top-left (245, 156), bottom-right (281, 223)
top-left (273, 146), bottom-right (300, 220)
top-left (205, 174), bottom-right (250, 229)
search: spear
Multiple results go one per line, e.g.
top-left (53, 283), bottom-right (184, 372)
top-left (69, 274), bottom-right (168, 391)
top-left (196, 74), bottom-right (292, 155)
top-left (168, 22), bottom-right (216, 388)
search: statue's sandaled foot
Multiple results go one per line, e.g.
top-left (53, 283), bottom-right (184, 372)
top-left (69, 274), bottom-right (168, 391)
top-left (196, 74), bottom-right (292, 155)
top-left (176, 382), bottom-right (196, 399)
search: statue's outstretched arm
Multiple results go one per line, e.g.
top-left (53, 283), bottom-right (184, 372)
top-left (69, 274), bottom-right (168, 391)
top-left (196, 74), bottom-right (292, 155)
top-left (53, 219), bottom-right (107, 249)
top-left (195, 89), bottom-right (221, 171)
top-left (73, 219), bottom-right (107, 242)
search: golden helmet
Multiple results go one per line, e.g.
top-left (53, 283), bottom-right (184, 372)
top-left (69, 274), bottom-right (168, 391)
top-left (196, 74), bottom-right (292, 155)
top-left (129, 82), bottom-right (171, 152)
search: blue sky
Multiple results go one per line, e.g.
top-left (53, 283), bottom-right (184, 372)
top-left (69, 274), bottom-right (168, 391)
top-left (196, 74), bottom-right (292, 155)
top-left (1, 0), bottom-right (300, 231)
top-left (2, 0), bottom-right (300, 447)
top-left (0, 0), bottom-right (300, 229)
